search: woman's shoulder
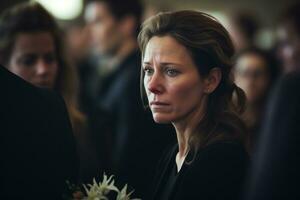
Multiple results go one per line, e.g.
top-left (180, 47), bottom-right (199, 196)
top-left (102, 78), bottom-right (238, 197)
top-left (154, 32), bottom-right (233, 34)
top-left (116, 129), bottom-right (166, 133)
top-left (184, 141), bottom-right (249, 181)
top-left (191, 141), bottom-right (249, 168)
top-left (174, 142), bottom-right (249, 199)
top-left (198, 141), bottom-right (248, 157)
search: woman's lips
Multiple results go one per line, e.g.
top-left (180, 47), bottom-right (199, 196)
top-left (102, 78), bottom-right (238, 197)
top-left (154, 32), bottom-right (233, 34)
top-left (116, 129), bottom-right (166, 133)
top-left (35, 80), bottom-right (53, 88)
top-left (150, 101), bottom-right (169, 106)
top-left (150, 101), bottom-right (170, 109)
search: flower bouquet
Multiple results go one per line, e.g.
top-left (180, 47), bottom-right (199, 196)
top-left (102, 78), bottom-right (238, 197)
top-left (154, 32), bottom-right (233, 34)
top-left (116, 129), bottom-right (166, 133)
top-left (64, 174), bottom-right (141, 200)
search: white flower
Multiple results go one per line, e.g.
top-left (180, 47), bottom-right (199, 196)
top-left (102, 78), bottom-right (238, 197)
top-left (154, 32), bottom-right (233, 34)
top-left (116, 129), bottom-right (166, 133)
top-left (81, 173), bottom-right (139, 200)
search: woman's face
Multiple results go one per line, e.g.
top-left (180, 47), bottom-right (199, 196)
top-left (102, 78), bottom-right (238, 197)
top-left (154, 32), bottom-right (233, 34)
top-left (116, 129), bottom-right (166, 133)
top-left (234, 53), bottom-right (270, 104)
top-left (143, 35), bottom-right (206, 124)
top-left (7, 32), bottom-right (58, 88)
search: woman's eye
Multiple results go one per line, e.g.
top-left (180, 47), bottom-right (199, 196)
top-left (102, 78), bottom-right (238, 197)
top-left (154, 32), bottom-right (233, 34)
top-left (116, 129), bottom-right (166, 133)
top-left (19, 56), bottom-right (36, 67)
top-left (44, 53), bottom-right (57, 64)
top-left (166, 68), bottom-right (179, 77)
top-left (144, 67), bottom-right (154, 76)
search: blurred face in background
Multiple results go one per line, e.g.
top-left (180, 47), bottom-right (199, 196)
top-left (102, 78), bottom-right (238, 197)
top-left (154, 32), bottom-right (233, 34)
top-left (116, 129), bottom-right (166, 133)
top-left (7, 32), bottom-right (58, 88)
top-left (235, 53), bottom-right (270, 104)
top-left (85, 2), bottom-right (123, 55)
top-left (143, 36), bottom-right (207, 124)
top-left (66, 25), bottom-right (91, 62)
top-left (277, 23), bottom-right (300, 73)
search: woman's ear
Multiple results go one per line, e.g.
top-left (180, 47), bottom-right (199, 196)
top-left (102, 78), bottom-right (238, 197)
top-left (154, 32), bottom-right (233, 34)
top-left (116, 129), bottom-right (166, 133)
top-left (203, 68), bottom-right (222, 94)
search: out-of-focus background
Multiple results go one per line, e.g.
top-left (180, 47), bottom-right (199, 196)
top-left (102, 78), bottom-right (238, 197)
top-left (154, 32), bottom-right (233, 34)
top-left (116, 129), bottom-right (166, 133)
top-left (1, 0), bottom-right (299, 198)
top-left (1, 0), bottom-right (298, 49)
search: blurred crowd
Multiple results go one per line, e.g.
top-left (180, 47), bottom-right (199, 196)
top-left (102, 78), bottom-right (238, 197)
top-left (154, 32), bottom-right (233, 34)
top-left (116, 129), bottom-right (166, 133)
top-left (0, 0), bottom-right (299, 199)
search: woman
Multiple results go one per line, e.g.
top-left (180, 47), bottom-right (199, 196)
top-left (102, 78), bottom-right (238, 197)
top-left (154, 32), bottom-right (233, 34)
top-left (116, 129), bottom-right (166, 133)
top-left (138, 11), bottom-right (249, 200)
top-left (0, 2), bottom-right (100, 183)
top-left (234, 48), bottom-right (279, 153)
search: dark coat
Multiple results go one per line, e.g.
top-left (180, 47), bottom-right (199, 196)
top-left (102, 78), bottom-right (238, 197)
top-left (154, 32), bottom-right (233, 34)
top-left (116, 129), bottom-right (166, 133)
top-left (0, 66), bottom-right (78, 199)
top-left (151, 142), bottom-right (249, 200)
top-left (245, 73), bottom-right (300, 200)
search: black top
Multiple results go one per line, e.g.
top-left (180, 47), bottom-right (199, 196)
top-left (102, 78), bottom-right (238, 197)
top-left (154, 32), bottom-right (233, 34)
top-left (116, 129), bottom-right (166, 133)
top-left (0, 66), bottom-right (78, 199)
top-left (160, 159), bottom-right (178, 200)
top-left (151, 141), bottom-right (249, 200)
top-left (245, 73), bottom-right (300, 200)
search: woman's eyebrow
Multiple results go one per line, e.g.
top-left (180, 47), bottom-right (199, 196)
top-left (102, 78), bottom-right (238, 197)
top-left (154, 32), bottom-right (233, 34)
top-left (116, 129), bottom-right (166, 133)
top-left (143, 61), bottom-right (181, 65)
top-left (160, 62), bottom-right (181, 66)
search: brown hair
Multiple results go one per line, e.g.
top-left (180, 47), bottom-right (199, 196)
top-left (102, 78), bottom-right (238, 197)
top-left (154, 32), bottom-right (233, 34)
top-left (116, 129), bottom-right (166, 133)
top-left (0, 2), bottom-right (86, 133)
top-left (138, 10), bottom-right (247, 152)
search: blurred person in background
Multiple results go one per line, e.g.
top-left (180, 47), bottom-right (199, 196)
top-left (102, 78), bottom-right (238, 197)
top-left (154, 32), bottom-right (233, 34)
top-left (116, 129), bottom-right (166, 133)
top-left (62, 16), bottom-right (100, 115)
top-left (0, 2), bottom-right (100, 183)
top-left (277, 3), bottom-right (300, 73)
top-left (84, 0), bottom-right (175, 198)
top-left (234, 48), bottom-right (279, 153)
top-left (64, 17), bottom-right (91, 67)
top-left (244, 3), bottom-right (300, 199)
top-left (228, 11), bottom-right (260, 52)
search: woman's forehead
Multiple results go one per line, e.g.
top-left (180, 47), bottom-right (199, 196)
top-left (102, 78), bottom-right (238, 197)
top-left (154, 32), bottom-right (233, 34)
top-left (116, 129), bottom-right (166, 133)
top-left (143, 36), bottom-right (191, 63)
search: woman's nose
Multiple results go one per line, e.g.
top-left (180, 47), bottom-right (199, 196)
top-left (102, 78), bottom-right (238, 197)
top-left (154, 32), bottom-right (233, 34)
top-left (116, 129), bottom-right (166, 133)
top-left (147, 72), bottom-right (164, 94)
top-left (36, 59), bottom-right (50, 75)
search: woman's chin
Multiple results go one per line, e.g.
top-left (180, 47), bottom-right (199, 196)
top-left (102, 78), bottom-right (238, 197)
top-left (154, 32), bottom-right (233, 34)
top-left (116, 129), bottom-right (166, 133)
top-left (152, 113), bottom-right (173, 124)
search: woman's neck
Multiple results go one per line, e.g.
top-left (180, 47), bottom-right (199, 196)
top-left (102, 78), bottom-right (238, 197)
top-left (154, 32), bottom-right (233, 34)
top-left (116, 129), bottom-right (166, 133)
top-left (174, 122), bottom-right (191, 158)
top-left (173, 96), bottom-right (208, 172)
top-left (173, 96), bottom-right (207, 154)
